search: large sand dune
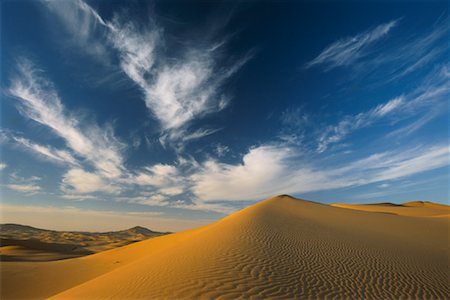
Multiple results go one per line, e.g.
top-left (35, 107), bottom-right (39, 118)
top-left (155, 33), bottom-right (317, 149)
top-left (2, 195), bottom-right (449, 299)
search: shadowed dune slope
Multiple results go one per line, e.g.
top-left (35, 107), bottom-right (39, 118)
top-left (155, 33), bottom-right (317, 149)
top-left (2, 195), bottom-right (449, 299)
top-left (46, 195), bottom-right (450, 299)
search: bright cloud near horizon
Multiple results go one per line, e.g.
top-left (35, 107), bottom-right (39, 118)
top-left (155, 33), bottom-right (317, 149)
top-left (1, 0), bottom-right (449, 231)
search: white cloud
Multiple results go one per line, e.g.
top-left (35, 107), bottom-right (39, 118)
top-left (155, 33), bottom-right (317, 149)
top-left (62, 168), bottom-right (118, 194)
top-left (374, 19), bottom-right (449, 82)
top-left (43, 0), bottom-right (112, 61)
top-left (189, 143), bottom-right (449, 202)
top-left (130, 164), bottom-right (179, 187)
top-left (6, 183), bottom-right (41, 194)
top-left (317, 96), bottom-right (404, 152)
top-left (370, 146), bottom-right (449, 182)
top-left (9, 59), bottom-right (125, 178)
top-left (5, 174), bottom-right (42, 195)
top-left (191, 145), bottom-right (297, 201)
top-left (160, 186), bottom-right (184, 196)
top-left (306, 20), bottom-right (398, 70)
top-left (12, 136), bottom-right (77, 165)
top-left (132, 194), bottom-right (169, 207)
top-left (317, 65), bottom-right (450, 152)
top-left (215, 144), bottom-right (230, 157)
top-left (44, 0), bottom-right (250, 147)
top-left (60, 194), bottom-right (98, 201)
top-left (0, 163), bottom-right (7, 171)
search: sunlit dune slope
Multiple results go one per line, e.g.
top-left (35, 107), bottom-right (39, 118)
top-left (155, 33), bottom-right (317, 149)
top-left (331, 200), bottom-right (450, 217)
top-left (38, 195), bottom-right (450, 299)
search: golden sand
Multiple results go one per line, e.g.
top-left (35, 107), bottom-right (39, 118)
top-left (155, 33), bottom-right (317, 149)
top-left (2, 195), bottom-right (449, 299)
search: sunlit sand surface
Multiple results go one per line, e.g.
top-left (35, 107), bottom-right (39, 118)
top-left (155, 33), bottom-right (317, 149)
top-left (1, 195), bottom-right (449, 299)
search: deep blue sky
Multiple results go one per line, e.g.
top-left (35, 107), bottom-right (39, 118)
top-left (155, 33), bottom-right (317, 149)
top-left (1, 0), bottom-right (449, 231)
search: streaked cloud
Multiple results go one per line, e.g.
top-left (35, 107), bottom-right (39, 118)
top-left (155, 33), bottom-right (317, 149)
top-left (318, 64), bottom-right (450, 152)
top-left (305, 20), bottom-right (398, 70)
top-left (8, 59), bottom-right (125, 179)
top-left (317, 96), bottom-right (405, 152)
top-left (11, 135), bottom-right (78, 166)
top-left (44, 0), bottom-right (250, 147)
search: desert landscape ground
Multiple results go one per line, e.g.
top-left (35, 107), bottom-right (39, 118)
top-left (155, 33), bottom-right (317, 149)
top-left (0, 224), bottom-right (167, 261)
top-left (1, 195), bottom-right (449, 299)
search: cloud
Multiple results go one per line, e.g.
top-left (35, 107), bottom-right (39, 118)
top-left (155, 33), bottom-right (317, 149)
top-left (108, 17), bottom-right (249, 146)
top-left (60, 194), bottom-right (98, 201)
top-left (129, 194), bottom-right (169, 207)
top-left (374, 18), bottom-right (449, 82)
top-left (62, 168), bottom-right (119, 194)
top-left (160, 186), bottom-right (184, 196)
top-left (305, 20), bottom-right (398, 70)
top-left (11, 136), bottom-right (78, 165)
top-left (317, 64), bottom-right (450, 152)
top-left (43, 0), bottom-right (112, 61)
top-left (317, 96), bottom-right (404, 152)
top-left (190, 143), bottom-right (449, 202)
top-left (6, 183), bottom-right (41, 194)
top-left (215, 144), bottom-right (230, 157)
top-left (44, 0), bottom-right (250, 147)
top-left (8, 59), bottom-right (125, 179)
top-left (368, 146), bottom-right (449, 182)
top-left (0, 163), bottom-right (7, 171)
top-left (130, 164), bottom-right (180, 187)
top-left (191, 145), bottom-right (298, 201)
top-left (5, 174), bottom-right (42, 194)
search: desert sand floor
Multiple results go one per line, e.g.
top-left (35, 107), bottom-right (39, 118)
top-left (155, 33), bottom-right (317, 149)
top-left (1, 195), bottom-right (449, 299)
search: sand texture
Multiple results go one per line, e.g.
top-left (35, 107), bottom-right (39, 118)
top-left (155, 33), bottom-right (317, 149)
top-left (2, 195), bottom-right (449, 299)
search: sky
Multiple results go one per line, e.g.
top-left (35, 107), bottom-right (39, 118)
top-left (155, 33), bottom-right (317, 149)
top-left (0, 0), bottom-right (449, 231)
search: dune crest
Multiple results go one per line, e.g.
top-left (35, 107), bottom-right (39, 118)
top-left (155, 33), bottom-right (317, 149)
top-left (2, 195), bottom-right (449, 299)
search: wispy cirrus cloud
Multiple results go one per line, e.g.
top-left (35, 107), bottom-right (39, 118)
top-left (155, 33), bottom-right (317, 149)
top-left (44, 0), bottom-right (250, 148)
top-left (305, 20), bottom-right (398, 70)
top-left (8, 59), bottom-right (125, 179)
top-left (10, 135), bottom-right (78, 166)
top-left (317, 96), bottom-right (405, 152)
top-left (371, 18), bottom-right (449, 82)
top-left (317, 64), bottom-right (450, 152)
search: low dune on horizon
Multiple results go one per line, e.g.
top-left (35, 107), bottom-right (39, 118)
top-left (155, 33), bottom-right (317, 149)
top-left (0, 224), bottom-right (168, 262)
top-left (1, 195), bottom-right (449, 299)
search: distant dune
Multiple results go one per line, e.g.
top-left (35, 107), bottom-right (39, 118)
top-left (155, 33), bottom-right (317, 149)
top-left (331, 200), bottom-right (450, 217)
top-left (0, 224), bottom-right (167, 262)
top-left (1, 195), bottom-right (449, 299)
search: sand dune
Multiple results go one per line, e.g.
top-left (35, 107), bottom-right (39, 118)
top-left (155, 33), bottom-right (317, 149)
top-left (0, 224), bottom-right (166, 262)
top-left (2, 195), bottom-right (449, 299)
top-left (331, 201), bottom-right (450, 218)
